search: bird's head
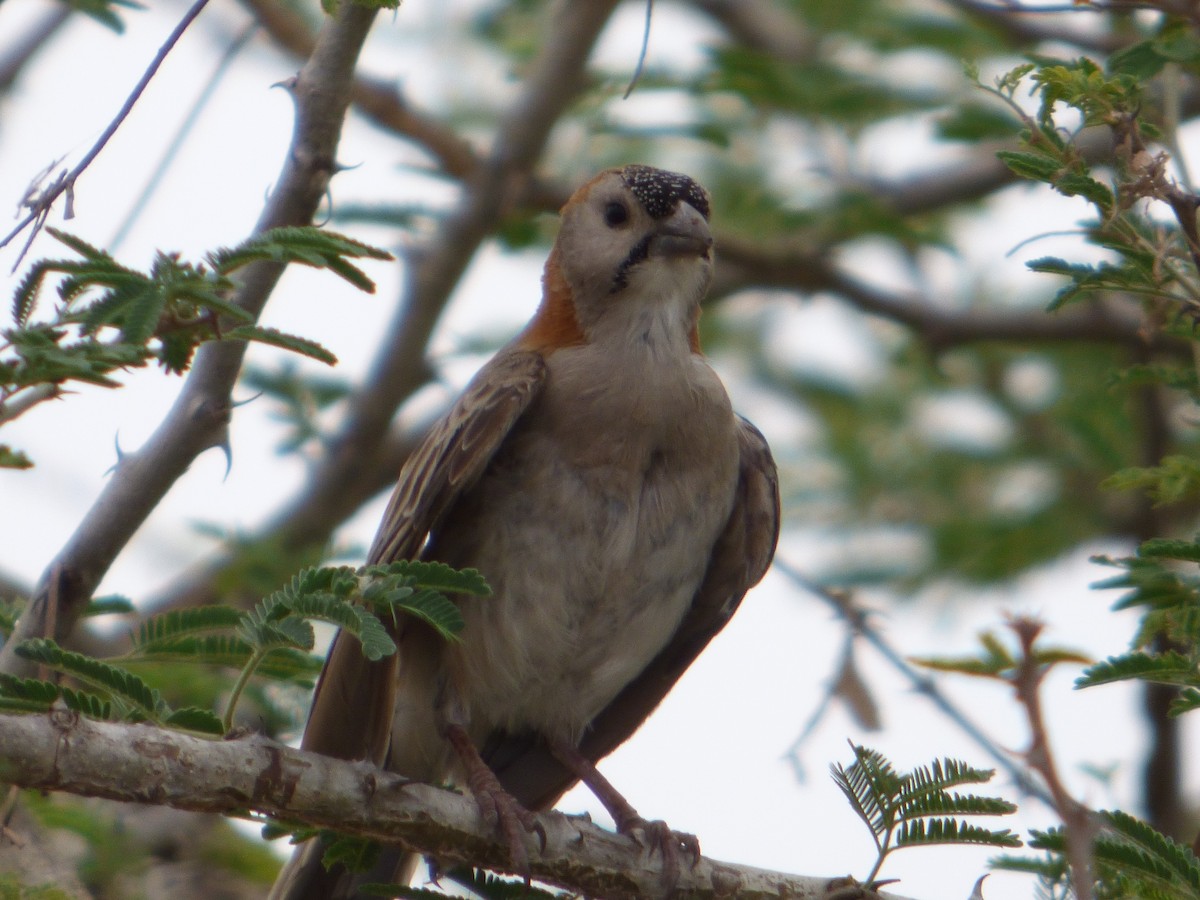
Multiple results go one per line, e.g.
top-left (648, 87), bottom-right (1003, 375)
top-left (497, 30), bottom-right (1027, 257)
top-left (523, 165), bottom-right (714, 353)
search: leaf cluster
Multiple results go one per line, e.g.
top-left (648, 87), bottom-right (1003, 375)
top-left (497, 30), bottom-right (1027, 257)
top-left (914, 629), bottom-right (1090, 681)
top-left (831, 744), bottom-right (1019, 886)
top-left (994, 810), bottom-right (1200, 899)
top-left (980, 54), bottom-right (1198, 317)
top-left (0, 561), bottom-right (485, 736)
top-left (2, 226), bottom-right (391, 468)
top-left (1080, 541), bottom-right (1200, 716)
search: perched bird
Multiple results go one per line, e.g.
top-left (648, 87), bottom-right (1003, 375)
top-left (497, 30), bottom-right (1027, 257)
top-left (271, 165), bottom-right (780, 898)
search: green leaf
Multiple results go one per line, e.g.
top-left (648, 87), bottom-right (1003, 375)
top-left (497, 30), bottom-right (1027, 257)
top-left (208, 226), bottom-right (392, 292)
top-left (1104, 457), bottom-right (1200, 505)
top-left (1107, 40), bottom-right (1167, 79)
top-left (164, 706), bottom-right (225, 735)
top-left (281, 593), bottom-right (395, 661)
top-left (83, 595), bottom-right (135, 617)
top-left (60, 686), bottom-right (113, 719)
top-left (936, 102), bottom-right (1021, 142)
top-left (321, 835), bottom-right (381, 873)
top-left (133, 606), bottom-right (246, 650)
top-left (127, 632), bottom-right (321, 682)
top-left (0, 446), bottom-right (34, 469)
top-left (0, 673), bottom-right (60, 713)
top-left (118, 283), bottom-right (166, 345)
top-left (1152, 21), bottom-right (1200, 63)
top-left (223, 325), bottom-right (337, 366)
top-left (898, 790), bottom-right (1017, 819)
top-left (1077, 652), bottom-right (1196, 689)
top-left (396, 589), bottom-right (465, 643)
top-left (1140, 537), bottom-right (1200, 563)
top-left (67, 0), bottom-right (143, 32)
top-left (1169, 687), bottom-right (1200, 717)
top-left (14, 638), bottom-right (162, 717)
top-left (997, 149), bottom-right (1061, 182)
top-left (896, 817), bottom-right (1021, 848)
top-left (366, 561), bottom-right (492, 598)
top-left (1053, 173), bottom-right (1114, 210)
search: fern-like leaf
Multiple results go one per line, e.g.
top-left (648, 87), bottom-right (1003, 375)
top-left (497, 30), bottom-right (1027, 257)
top-left (896, 817), bottom-right (1021, 849)
top-left (831, 745), bottom-right (900, 837)
top-left (132, 605), bottom-right (245, 650)
top-left (281, 593), bottom-right (394, 661)
top-left (1077, 652), bottom-right (1196, 689)
top-left (0, 673), bottom-right (59, 712)
top-left (209, 226), bottom-right (393, 292)
top-left (15, 638), bottom-right (162, 717)
top-left (60, 686), bottom-right (113, 719)
top-left (897, 789), bottom-right (1017, 820)
top-left (395, 588), bottom-right (464, 642)
top-left (223, 325), bottom-right (337, 366)
top-left (1100, 809), bottom-right (1200, 891)
top-left (364, 561), bottom-right (491, 597)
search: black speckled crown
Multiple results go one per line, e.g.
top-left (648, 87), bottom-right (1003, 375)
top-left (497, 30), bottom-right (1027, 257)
top-left (619, 165), bottom-right (710, 221)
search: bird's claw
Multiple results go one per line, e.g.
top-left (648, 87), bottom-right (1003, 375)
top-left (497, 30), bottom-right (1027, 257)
top-left (466, 767), bottom-right (546, 879)
top-left (619, 815), bottom-right (700, 885)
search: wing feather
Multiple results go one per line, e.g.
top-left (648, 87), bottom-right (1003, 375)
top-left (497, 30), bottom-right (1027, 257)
top-left (488, 415), bottom-right (781, 807)
top-left (367, 349), bottom-right (548, 565)
top-left (301, 348), bottom-right (548, 765)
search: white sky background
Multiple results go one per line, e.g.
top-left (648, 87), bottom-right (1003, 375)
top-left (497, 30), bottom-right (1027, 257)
top-left (0, 2), bottom-right (1186, 898)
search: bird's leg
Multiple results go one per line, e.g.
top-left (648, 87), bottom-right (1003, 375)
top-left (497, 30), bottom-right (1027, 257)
top-left (548, 738), bottom-right (700, 884)
top-left (444, 724), bottom-right (546, 876)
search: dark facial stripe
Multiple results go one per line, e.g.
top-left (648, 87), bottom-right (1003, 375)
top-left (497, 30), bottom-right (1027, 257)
top-left (610, 233), bottom-right (652, 294)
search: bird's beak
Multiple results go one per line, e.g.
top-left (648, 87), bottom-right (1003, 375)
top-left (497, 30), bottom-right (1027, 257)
top-left (649, 202), bottom-right (712, 259)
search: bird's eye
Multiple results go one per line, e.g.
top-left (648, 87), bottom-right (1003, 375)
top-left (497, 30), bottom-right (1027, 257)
top-left (603, 201), bottom-right (630, 228)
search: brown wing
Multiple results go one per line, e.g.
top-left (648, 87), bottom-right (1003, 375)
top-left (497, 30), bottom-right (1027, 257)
top-left (485, 415), bottom-right (781, 808)
top-left (300, 348), bottom-right (548, 765)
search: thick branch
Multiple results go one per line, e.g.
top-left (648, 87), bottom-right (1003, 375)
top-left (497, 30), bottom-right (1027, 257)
top-left (0, 2), bottom-right (380, 676)
top-left (0, 5), bottom-right (71, 92)
top-left (713, 236), bottom-right (1171, 352)
top-left (0, 711), bottom-right (895, 900)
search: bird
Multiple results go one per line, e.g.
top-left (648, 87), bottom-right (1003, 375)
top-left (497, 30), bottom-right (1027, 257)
top-left (270, 164), bottom-right (780, 898)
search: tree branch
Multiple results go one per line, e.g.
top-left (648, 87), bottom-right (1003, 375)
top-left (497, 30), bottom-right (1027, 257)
top-left (0, 5), bottom-right (71, 93)
top-left (0, 711), bottom-right (901, 900)
top-left (237, 0), bottom-right (480, 178)
top-left (712, 235), bottom-right (1174, 352)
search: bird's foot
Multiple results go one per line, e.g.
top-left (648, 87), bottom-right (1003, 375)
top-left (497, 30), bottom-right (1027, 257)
top-left (616, 814), bottom-right (700, 885)
top-left (445, 724), bottom-right (546, 878)
top-left (548, 737), bottom-right (700, 885)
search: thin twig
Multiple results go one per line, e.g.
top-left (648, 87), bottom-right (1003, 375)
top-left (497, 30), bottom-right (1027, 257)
top-left (109, 21), bottom-right (259, 253)
top-left (622, 0), bottom-right (653, 99)
top-left (1008, 616), bottom-right (1098, 900)
top-left (773, 559), bottom-right (1056, 809)
top-left (0, 0), bottom-right (213, 266)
